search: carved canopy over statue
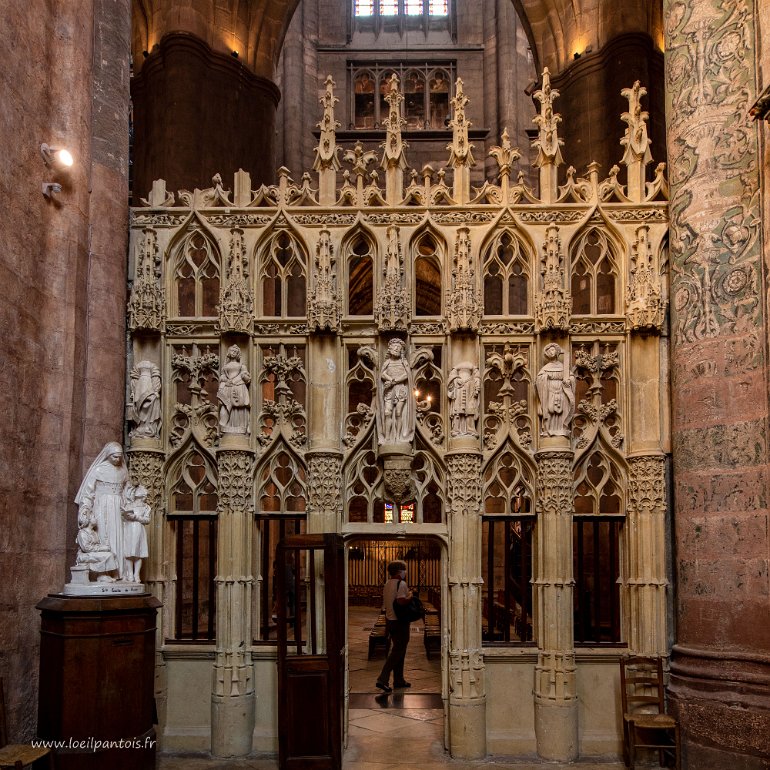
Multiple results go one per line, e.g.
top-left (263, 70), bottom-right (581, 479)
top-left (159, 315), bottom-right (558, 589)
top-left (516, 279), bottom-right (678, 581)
top-left (535, 342), bottom-right (575, 438)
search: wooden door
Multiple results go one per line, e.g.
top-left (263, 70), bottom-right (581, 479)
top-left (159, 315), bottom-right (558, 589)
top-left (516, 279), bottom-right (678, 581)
top-left (277, 533), bottom-right (345, 770)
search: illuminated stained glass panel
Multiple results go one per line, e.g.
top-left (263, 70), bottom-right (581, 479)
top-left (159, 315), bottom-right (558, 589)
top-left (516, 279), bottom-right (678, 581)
top-left (355, 0), bottom-right (374, 14)
top-left (399, 502), bottom-right (414, 523)
top-left (405, 0), bottom-right (423, 14)
top-left (380, 0), bottom-right (398, 15)
top-left (384, 502), bottom-right (414, 523)
top-left (385, 502), bottom-right (394, 523)
top-left (428, 0), bottom-right (448, 14)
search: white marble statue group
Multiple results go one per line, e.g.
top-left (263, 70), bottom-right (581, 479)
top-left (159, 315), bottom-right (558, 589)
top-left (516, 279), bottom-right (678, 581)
top-left (72, 442), bottom-right (150, 587)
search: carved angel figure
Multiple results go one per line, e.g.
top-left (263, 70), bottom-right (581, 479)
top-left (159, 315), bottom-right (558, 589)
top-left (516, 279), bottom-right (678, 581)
top-left (217, 344), bottom-right (251, 434)
top-left (447, 362), bottom-right (481, 437)
top-left (128, 360), bottom-right (162, 439)
top-left (535, 342), bottom-right (575, 437)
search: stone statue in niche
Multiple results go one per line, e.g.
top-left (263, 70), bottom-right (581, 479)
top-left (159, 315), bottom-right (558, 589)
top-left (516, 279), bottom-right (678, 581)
top-left (535, 342), bottom-right (575, 438)
top-left (218, 344), bottom-right (251, 434)
top-left (378, 337), bottom-right (415, 445)
top-left (448, 362), bottom-right (481, 438)
top-left (122, 484), bottom-right (151, 583)
top-left (128, 360), bottom-right (162, 439)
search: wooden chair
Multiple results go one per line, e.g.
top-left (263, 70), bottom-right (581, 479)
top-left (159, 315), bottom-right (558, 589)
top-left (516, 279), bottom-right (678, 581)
top-left (619, 656), bottom-right (680, 770)
top-left (0, 679), bottom-right (55, 769)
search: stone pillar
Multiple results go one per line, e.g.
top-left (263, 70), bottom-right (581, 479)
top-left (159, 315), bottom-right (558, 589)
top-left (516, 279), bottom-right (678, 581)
top-left (128, 445), bottom-right (168, 725)
top-left (665, 0), bottom-right (770, 766)
top-left (446, 450), bottom-right (486, 760)
top-left (624, 455), bottom-right (668, 656)
top-left (131, 32), bottom-right (281, 199)
top-left (533, 447), bottom-right (578, 762)
top-left (211, 445), bottom-right (255, 757)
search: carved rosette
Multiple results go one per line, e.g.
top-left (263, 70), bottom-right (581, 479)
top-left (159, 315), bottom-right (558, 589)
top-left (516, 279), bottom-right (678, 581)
top-left (128, 228), bottom-right (166, 332)
top-left (307, 453), bottom-right (342, 518)
top-left (374, 226), bottom-right (409, 331)
top-left (218, 229), bottom-right (254, 333)
top-left (626, 225), bottom-right (665, 332)
top-left (446, 227), bottom-right (482, 332)
top-left (308, 229), bottom-right (341, 332)
top-left (216, 450), bottom-right (254, 515)
top-left (534, 225), bottom-right (571, 332)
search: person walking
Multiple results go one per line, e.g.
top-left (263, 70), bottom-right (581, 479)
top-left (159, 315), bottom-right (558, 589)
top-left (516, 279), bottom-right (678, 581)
top-left (376, 560), bottom-right (413, 693)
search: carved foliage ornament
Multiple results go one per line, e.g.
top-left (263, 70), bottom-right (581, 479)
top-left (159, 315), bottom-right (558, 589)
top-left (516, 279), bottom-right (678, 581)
top-left (218, 229), bottom-right (254, 333)
top-left (534, 225), bottom-right (571, 332)
top-left (217, 450), bottom-right (254, 515)
top-left (626, 225), bottom-right (665, 332)
top-left (307, 453), bottom-right (342, 517)
top-left (374, 226), bottom-right (409, 331)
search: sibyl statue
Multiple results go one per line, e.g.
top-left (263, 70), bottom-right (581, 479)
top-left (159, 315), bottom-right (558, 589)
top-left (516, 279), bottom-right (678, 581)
top-left (535, 342), bottom-right (575, 438)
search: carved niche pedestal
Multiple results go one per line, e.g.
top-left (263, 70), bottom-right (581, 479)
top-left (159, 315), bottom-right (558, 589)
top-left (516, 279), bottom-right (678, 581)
top-left (379, 444), bottom-right (414, 503)
top-left (37, 594), bottom-right (161, 770)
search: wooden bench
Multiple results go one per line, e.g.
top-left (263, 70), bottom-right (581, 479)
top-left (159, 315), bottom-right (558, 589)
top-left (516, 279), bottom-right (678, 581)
top-left (423, 603), bottom-right (441, 659)
top-left (367, 610), bottom-right (390, 659)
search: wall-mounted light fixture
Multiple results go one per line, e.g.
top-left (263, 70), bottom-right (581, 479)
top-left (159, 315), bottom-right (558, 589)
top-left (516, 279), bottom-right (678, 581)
top-left (40, 143), bottom-right (74, 169)
top-left (40, 143), bottom-right (73, 200)
top-left (41, 182), bottom-right (63, 198)
top-left (231, 50), bottom-right (239, 59)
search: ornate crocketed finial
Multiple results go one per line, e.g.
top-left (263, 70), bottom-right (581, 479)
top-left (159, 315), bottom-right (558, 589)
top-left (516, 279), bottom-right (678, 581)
top-left (314, 75), bottom-right (342, 204)
top-left (620, 80), bottom-right (652, 202)
top-left (380, 74), bottom-right (409, 203)
top-left (489, 127), bottom-right (521, 200)
top-left (447, 78), bottom-right (475, 203)
top-left (532, 68), bottom-right (564, 203)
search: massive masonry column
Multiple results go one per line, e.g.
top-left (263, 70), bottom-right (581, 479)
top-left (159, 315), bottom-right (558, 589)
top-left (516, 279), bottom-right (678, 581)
top-left (665, 1), bottom-right (770, 767)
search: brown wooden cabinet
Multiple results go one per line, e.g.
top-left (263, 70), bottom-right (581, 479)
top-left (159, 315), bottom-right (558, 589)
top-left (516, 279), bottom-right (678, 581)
top-left (37, 594), bottom-right (160, 770)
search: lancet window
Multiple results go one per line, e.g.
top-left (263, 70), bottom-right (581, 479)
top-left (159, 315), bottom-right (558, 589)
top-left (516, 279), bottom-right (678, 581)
top-left (172, 229), bottom-right (220, 317)
top-left (483, 231), bottom-right (530, 316)
top-left (573, 449), bottom-right (625, 644)
top-left (347, 235), bottom-right (375, 315)
top-left (413, 231), bottom-right (443, 316)
top-left (259, 230), bottom-right (307, 317)
top-left (570, 229), bottom-right (619, 315)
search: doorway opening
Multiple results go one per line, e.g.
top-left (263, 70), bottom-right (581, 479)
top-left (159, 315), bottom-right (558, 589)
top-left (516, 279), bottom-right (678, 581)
top-left (344, 536), bottom-right (446, 760)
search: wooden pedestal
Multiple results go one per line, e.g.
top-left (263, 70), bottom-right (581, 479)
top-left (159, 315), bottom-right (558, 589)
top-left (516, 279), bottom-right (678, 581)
top-left (37, 594), bottom-right (161, 770)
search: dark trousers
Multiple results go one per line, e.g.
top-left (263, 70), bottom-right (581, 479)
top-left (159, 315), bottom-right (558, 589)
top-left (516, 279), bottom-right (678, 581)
top-left (378, 619), bottom-right (410, 685)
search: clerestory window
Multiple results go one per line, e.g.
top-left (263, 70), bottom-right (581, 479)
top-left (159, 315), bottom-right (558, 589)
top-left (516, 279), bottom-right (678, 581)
top-left (354, 0), bottom-right (448, 18)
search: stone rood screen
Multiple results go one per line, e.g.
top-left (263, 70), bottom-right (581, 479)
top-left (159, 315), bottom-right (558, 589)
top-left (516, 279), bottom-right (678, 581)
top-left (127, 72), bottom-right (670, 761)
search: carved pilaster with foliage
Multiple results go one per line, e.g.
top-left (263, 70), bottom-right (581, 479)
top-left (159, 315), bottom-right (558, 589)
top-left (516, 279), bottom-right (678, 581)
top-left (624, 455), bottom-right (668, 655)
top-left (218, 228), bottom-right (254, 333)
top-left (533, 450), bottom-right (576, 704)
top-left (374, 226), bottom-right (409, 331)
top-left (213, 450), bottom-right (255, 721)
top-left (626, 225), bottom-right (665, 332)
top-left (446, 453), bottom-right (485, 702)
top-left (534, 225), bottom-right (571, 332)
top-left (308, 229), bottom-right (341, 332)
top-left (128, 227), bottom-right (166, 332)
top-left (446, 227), bottom-right (482, 332)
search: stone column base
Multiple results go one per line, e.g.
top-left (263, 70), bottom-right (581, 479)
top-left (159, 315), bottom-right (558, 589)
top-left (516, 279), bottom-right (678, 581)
top-left (449, 699), bottom-right (486, 760)
top-left (535, 699), bottom-right (579, 761)
top-left (211, 690), bottom-right (255, 757)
